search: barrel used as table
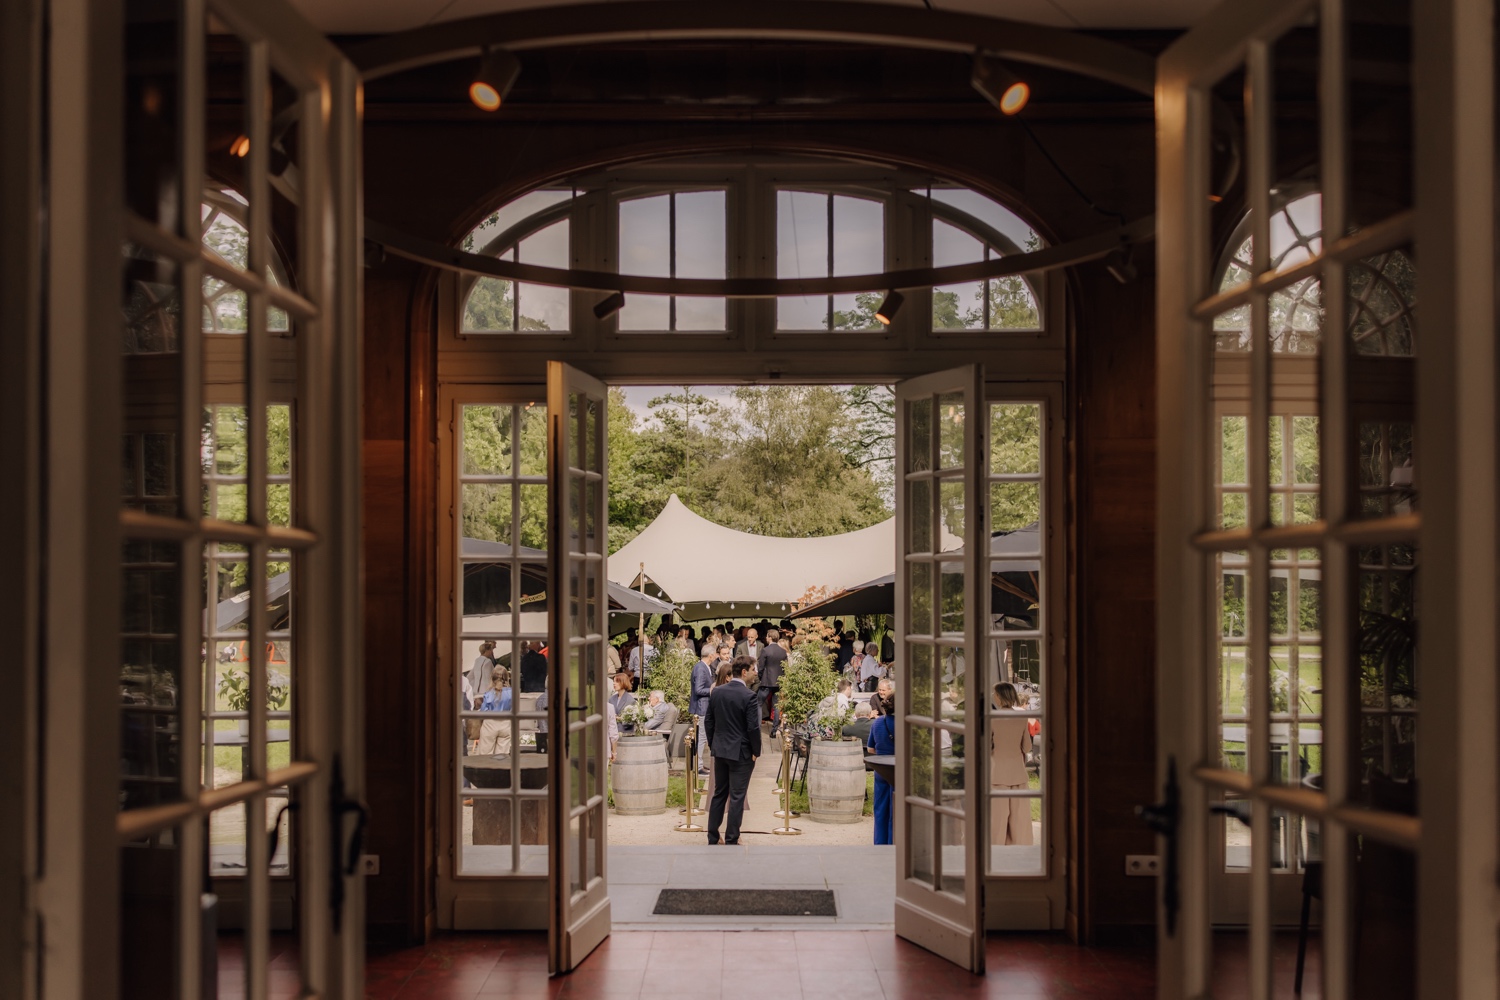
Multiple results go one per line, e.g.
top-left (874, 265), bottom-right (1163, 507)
top-left (464, 754), bottom-right (549, 845)
top-left (807, 738), bottom-right (867, 824)
top-left (611, 735), bottom-right (669, 815)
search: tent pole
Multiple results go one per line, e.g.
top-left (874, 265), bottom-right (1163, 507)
top-left (638, 562), bottom-right (646, 673)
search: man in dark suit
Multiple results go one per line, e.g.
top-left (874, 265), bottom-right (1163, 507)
top-left (704, 656), bottom-right (762, 845)
top-left (734, 627), bottom-right (764, 662)
top-left (689, 643), bottom-right (716, 776)
top-left (756, 629), bottom-right (788, 736)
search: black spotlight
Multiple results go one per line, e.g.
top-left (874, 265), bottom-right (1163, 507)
top-left (875, 290), bottom-right (904, 325)
top-left (593, 291), bottom-right (626, 320)
top-left (971, 52), bottom-right (1030, 116)
top-left (470, 47), bottom-right (521, 112)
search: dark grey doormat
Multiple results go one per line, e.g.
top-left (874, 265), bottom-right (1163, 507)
top-left (652, 889), bottom-right (837, 917)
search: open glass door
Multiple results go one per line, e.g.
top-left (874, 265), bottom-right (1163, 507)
top-left (1152, 0), bottom-right (1496, 996)
top-left (546, 361), bottom-right (611, 973)
top-left (893, 364), bottom-right (986, 973)
top-left (97, 0), bottom-right (366, 996)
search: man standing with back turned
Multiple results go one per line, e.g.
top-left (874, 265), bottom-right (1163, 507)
top-left (704, 656), bottom-right (762, 845)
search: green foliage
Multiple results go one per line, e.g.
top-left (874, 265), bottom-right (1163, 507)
top-left (811, 701), bottom-right (857, 741)
top-left (778, 645), bottom-right (839, 728)
top-left (460, 404), bottom-right (548, 548)
top-left (605, 385), bottom-right (893, 552)
top-left (217, 666), bottom-right (290, 712)
top-left (643, 644), bottom-right (696, 718)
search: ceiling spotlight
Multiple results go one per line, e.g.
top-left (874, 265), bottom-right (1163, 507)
top-left (874, 290), bottom-right (904, 325)
top-left (593, 291), bottom-right (626, 320)
top-left (971, 52), bottom-right (1030, 116)
top-left (469, 46), bottom-right (521, 112)
top-left (228, 135), bottom-right (250, 158)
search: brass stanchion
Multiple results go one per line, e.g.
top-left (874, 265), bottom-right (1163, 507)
top-left (771, 731), bottom-right (801, 836)
top-left (674, 714), bottom-right (706, 833)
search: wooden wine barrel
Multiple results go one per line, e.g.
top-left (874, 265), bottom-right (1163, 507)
top-left (807, 739), bottom-right (866, 824)
top-left (611, 735), bottom-right (669, 815)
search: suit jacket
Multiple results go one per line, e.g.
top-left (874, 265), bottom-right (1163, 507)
top-left (756, 644), bottom-right (788, 687)
top-left (734, 640), bottom-right (764, 662)
top-left (689, 658), bottom-right (715, 718)
top-left (705, 679), bottom-right (762, 763)
top-left (989, 712), bottom-right (1034, 786)
top-left (643, 701), bottom-right (677, 732)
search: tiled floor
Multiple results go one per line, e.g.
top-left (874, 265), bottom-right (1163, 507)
top-left (364, 930), bottom-right (1158, 999)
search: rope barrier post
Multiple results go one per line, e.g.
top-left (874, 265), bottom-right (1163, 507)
top-left (771, 728), bottom-right (801, 836)
top-left (674, 713), bottom-right (706, 833)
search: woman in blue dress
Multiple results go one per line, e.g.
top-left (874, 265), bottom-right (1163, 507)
top-left (866, 693), bottom-right (896, 845)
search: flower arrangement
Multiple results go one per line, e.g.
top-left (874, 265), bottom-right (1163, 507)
top-left (811, 701), bottom-right (857, 741)
top-left (616, 698), bottom-right (655, 731)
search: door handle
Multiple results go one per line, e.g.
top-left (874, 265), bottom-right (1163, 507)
top-left (566, 703), bottom-right (589, 712)
top-left (1136, 756), bottom-right (1181, 936)
top-left (1210, 800), bottom-right (1251, 827)
top-left (328, 755), bottom-right (369, 934)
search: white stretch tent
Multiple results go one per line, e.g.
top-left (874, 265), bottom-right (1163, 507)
top-left (607, 493), bottom-right (957, 620)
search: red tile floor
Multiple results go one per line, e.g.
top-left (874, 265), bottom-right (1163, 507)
top-left (363, 930), bottom-right (1158, 999)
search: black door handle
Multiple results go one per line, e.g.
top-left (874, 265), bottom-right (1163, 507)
top-left (1210, 800), bottom-right (1251, 826)
top-left (1136, 756), bottom-right (1181, 936)
top-left (329, 755), bottom-right (369, 934)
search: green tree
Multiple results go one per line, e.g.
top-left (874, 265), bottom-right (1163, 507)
top-left (701, 386), bottom-right (891, 537)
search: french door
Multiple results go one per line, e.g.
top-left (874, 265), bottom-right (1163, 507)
top-left (1155, 0), bottom-right (1497, 997)
top-left (546, 362), bottom-right (613, 973)
top-left (30, 0), bottom-right (366, 996)
top-left (893, 364), bottom-right (987, 973)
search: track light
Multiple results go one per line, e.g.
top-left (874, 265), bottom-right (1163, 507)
top-left (874, 290), bottom-right (904, 325)
top-left (1105, 243), bottom-right (1137, 284)
top-left (971, 52), bottom-right (1030, 116)
top-left (593, 291), bottom-right (626, 320)
top-left (469, 46), bottom-right (521, 112)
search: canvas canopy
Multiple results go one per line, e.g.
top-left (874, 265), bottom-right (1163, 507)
top-left (606, 493), bottom-right (960, 621)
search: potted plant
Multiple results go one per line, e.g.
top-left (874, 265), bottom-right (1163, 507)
top-left (218, 666), bottom-right (292, 737)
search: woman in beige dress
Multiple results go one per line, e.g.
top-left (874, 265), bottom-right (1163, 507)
top-left (990, 681), bottom-right (1034, 846)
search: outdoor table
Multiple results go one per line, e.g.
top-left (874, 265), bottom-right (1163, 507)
top-left (464, 753), bottom-right (550, 846)
top-left (864, 753), bottom-right (896, 786)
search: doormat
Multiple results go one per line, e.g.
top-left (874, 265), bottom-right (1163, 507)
top-left (652, 889), bottom-right (837, 917)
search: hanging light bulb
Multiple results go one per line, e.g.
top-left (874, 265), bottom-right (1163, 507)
top-left (469, 46), bottom-right (522, 112)
top-left (971, 51), bottom-right (1030, 116)
top-left (228, 135), bottom-right (251, 158)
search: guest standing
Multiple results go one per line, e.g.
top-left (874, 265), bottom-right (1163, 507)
top-left (476, 666), bottom-right (513, 755)
top-left (704, 657), bottom-right (762, 846)
top-left (866, 693), bottom-right (896, 845)
top-left (756, 628), bottom-right (788, 735)
top-left (609, 672), bottom-right (636, 731)
top-left (990, 682), bottom-right (1034, 846)
top-left (690, 643), bottom-right (716, 775)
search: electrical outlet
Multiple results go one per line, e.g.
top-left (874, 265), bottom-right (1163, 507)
top-left (1125, 854), bottom-right (1160, 877)
top-left (361, 854), bottom-right (380, 876)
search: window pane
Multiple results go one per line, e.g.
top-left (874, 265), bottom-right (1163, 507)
top-left (516, 221), bottom-right (569, 332)
top-left (776, 190), bottom-right (828, 329)
top-left (933, 221), bottom-right (984, 331)
top-left (462, 277), bottom-right (515, 333)
top-left (831, 195), bottom-right (882, 330)
top-left (675, 190), bottom-right (727, 330)
top-left (120, 540), bottom-right (183, 811)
